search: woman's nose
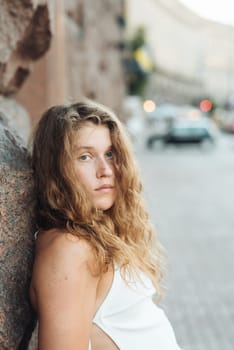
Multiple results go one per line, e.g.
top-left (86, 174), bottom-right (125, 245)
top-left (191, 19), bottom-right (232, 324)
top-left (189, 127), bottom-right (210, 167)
top-left (96, 158), bottom-right (113, 177)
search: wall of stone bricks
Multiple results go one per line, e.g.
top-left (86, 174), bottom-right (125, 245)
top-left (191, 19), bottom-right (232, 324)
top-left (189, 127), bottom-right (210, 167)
top-left (0, 0), bottom-right (52, 348)
top-left (16, 0), bottom-right (126, 126)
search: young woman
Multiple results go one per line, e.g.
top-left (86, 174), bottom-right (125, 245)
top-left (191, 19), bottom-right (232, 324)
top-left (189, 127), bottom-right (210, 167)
top-left (30, 101), bottom-right (181, 349)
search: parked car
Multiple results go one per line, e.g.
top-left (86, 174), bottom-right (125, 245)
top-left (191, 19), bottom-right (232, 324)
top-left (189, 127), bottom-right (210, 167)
top-left (146, 118), bottom-right (216, 149)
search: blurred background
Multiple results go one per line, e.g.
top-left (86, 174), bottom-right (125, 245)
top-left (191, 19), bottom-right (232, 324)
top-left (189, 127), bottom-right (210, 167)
top-left (1, 0), bottom-right (234, 349)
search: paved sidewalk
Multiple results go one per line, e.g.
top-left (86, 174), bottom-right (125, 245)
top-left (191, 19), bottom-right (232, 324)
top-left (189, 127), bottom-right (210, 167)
top-left (137, 141), bottom-right (234, 350)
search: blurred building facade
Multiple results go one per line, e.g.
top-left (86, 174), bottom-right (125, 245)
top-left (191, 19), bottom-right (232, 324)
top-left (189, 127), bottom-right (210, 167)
top-left (16, 0), bottom-right (126, 125)
top-left (127, 0), bottom-right (234, 105)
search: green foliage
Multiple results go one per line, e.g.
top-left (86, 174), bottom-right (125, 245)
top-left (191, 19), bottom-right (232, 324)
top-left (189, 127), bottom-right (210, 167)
top-left (130, 27), bottom-right (146, 51)
top-left (128, 73), bottom-right (148, 96)
top-left (124, 26), bottom-right (154, 97)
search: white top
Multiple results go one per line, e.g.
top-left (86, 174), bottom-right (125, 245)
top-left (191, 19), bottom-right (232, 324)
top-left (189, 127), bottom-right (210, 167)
top-left (90, 265), bottom-right (181, 350)
top-left (34, 232), bottom-right (181, 349)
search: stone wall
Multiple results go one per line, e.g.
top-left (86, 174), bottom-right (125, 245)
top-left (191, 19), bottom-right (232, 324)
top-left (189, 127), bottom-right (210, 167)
top-left (0, 117), bottom-right (36, 349)
top-left (0, 0), bottom-right (52, 348)
top-left (0, 0), bottom-right (51, 96)
top-left (16, 0), bottom-right (126, 125)
top-left (64, 0), bottom-right (126, 113)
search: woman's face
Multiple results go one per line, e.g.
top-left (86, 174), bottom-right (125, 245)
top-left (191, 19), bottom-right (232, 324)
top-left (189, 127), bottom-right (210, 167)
top-left (72, 122), bottom-right (117, 211)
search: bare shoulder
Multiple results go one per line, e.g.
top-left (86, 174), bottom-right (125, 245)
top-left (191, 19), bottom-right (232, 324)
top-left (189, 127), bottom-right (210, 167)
top-left (31, 229), bottom-right (98, 305)
top-left (30, 229), bottom-right (100, 347)
top-left (35, 229), bottom-right (93, 265)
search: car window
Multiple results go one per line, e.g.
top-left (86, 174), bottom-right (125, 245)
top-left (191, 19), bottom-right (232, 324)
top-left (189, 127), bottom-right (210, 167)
top-left (171, 127), bottom-right (209, 137)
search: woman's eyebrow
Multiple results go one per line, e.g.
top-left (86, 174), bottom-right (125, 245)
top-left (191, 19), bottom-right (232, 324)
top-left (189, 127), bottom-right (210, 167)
top-left (73, 144), bottom-right (113, 155)
top-left (74, 144), bottom-right (113, 151)
top-left (73, 146), bottom-right (94, 152)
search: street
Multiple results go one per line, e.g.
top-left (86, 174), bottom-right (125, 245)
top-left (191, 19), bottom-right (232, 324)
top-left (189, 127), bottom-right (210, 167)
top-left (136, 133), bottom-right (234, 350)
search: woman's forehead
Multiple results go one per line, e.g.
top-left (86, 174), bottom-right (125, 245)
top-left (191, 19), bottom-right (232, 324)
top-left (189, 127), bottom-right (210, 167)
top-left (72, 123), bottom-right (112, 149)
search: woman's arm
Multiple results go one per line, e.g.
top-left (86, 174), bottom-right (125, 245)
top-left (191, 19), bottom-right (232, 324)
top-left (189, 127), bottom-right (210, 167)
top-left (33, 232), bottom-right (99, 350)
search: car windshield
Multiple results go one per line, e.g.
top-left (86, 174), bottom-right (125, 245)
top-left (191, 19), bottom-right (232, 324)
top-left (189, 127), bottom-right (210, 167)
top-left (171, 126), bottom-right (209, 137)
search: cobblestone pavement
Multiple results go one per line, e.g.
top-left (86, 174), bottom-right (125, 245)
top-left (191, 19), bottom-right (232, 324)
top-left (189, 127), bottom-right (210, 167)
top-left (136, 135), bottom-right (234, 350)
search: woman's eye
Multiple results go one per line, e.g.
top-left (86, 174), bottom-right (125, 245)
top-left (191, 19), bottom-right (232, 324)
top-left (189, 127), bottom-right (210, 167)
top-left (105, 150), bottom-right (114, 159)
top-left (79, 154), bottom-right (91, 161)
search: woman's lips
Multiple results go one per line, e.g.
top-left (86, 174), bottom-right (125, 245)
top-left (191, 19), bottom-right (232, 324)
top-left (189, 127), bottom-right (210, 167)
top-left (95, 185), bottom-right (114, 192)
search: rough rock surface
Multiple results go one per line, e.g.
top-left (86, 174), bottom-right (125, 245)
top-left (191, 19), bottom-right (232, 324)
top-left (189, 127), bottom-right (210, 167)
top-left (0, 120), bottom-right (36, 349)
top-left (0, 0), bottom-right (51, 95)
top-left (65, 0), bottom-right (126, 113)
top-left (16, 0), bottom-right (126, 123)
top-left (0, 0), bottom-right (52, 348)
top-left (0, 96), bottom-right (32, 144)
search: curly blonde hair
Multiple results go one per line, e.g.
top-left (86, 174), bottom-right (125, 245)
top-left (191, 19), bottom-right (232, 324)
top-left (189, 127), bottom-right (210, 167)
top-left (32, 100), bottom-right (164, 293)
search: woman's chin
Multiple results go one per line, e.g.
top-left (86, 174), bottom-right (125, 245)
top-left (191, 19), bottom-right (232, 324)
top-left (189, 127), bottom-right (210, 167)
top-left (95, 200), bottom-right (114, 211)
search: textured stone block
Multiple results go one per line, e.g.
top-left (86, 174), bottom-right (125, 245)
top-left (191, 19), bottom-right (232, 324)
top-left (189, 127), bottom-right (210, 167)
top-left (0, 96), bottom-right (31, 144)
top-left (0, 118), bottom-right (36, 349)
top-left (0, 0), bottom-right (52, 95)
top-left (64, 0), bottom-right (126, 114)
